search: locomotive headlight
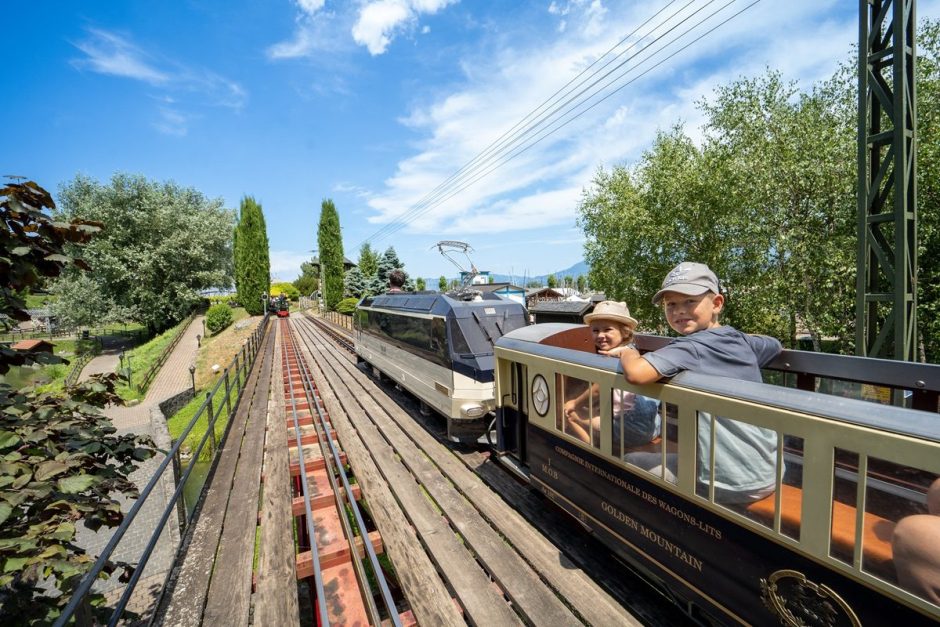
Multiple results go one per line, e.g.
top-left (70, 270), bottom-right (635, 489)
top-left (461, 404), bottom-right (486, 419)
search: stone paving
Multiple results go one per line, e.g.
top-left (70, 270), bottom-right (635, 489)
top-left (73, 316), bottom-right (206, 616)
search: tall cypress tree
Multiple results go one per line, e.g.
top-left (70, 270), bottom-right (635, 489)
top-left (234, 196), bottom-right (270, 315)
top-left (317, 199), bottom-right (344, 310)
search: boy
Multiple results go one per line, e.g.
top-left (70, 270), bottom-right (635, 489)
top-left (615, 262), bottom-right (782, 503)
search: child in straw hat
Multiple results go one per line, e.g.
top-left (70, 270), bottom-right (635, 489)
top-left (562, 301), bottom-right (660, 447)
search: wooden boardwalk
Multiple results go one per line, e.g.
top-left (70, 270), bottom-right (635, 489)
top-left (154, 312), bottom-right (687, 625)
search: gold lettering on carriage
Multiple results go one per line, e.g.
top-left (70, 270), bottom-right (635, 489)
top-left (554, 445), bottom-right (722, 540)
top-left (602, 501), bottom-right (704, 573)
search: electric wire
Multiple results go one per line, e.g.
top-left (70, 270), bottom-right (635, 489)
top-left (360, 0), bottom-right (689, 244)
top-left (356, 0), bottom-right (762, 247)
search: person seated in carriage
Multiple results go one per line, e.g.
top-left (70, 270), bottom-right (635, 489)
top-left (562, 300), bottom-right (660, 448)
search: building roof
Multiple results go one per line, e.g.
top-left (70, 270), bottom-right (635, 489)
top-left (525, 287), bottom-right (564, 298)
top-left (528, 300), bottom-right (594, 315)
top-left (12, 339), bottom-right (55, 352)
top-left (476, 282), bottom-right (526, 293)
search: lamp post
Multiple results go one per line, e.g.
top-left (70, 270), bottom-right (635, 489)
top-left (188, 364), bottom-right (196, 395)
top-left (196, 334), bottom-right (201, 348)
top-left (261, 292), bottom-right (267, 316)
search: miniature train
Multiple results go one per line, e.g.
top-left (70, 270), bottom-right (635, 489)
top-left (492, 323), bottom-right (940, 625)
top-left (354, 291), bottom-right (528, 442)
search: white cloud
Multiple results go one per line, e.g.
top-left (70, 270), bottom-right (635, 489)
top-left (71, 29), bottom-right (169, 84)
top-left (152, 108), bottom-right (189, 136)
top-left (270, 249), bottom-right (315, 282)
top-left (271, 0), bottom-right (458, 59)
top-left (71, 28), bottom-right (247, 127)
top-left (357, 1), bottom-right (876, 247)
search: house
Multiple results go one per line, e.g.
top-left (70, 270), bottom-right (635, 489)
top-left (529, 300), bottom-right (595, 325)
top-left (11, 339), bottom-right (55, 354)
top-left (525, 287), bottom-right (564, 309)
top-left (474, 282), bottom-right (526, 305)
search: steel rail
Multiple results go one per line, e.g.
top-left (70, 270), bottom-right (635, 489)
top-left (54, 314), bottom-right (270, 627)
top-left (281, 320), bottom-right (331, 627)
top-left (289, 318), bottom-right (402, 626)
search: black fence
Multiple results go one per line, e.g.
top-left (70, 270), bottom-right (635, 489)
top-left (53, 313), bottom-right (270, 626)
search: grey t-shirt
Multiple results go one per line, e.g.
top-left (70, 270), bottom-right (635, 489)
top-left (643, 326), bottom-right (782, 498)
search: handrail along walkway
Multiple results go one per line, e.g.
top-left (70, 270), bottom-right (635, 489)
top-left (54, 313), bottom-right (271, 626)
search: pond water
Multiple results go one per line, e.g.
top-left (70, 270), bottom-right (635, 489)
top-left (0, 365), bottom-right (55, 388)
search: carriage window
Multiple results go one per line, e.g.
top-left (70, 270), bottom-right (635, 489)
top-left (829, 448), bottom-right (859, 566)
top-left (615, 392), bottom-right (672, 483)
top-left (779, 435), bottom-right (803, 541)
top-left (555, 374), bottom-right (599, 449)
top-left (863, 457), bottom-right (939, 606)
top-left (695, 412), bottom-right (781, 513)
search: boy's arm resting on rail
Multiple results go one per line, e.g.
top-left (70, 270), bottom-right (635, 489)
top-left (618, 347), bottom-right (662, 385)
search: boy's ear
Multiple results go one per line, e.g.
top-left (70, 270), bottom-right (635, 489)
top-left (712, 293), bottom-right (725, 313)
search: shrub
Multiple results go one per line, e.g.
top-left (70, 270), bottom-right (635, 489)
top-left (205, 303), bottom-right (234, 334)
top-left (336, 297), bottom-right (359, 315)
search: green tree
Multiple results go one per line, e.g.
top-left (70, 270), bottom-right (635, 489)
top-left (233, 196), bottom-right (270, 316)
top-left (576, 274), bottom-right (587, 293)
top-left (317, 199), bottom-right (344, 310)
top-left (488, 275), bottom-right (495, 284)
top-left (0, 180), bottom-right (155, 624)
top-left (52, 174), bottom-right (235, 333)
top-left (343, 266), bottom-right (368, 298)
top-left (547, 274), bottom-right (558, 289)
top-left (357, 243), bottom-right (380, 282)
top-left (438, 275), bottom-right (448, 291)
top-left (416, 277), bottom-right (426, 291)
top-left (912, 19), bottom-right (940, 361)
top-left (293, 258), bottom-right (319, 296)
top-left (372, 247), bottom-right (407, 294)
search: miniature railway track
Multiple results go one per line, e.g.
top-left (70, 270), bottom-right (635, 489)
top-left (304, 312), bottom-right (354, 354)
top-left (286, 313), bottom-right (685, 626)
top-left (278, 318), bottom-right (407, 625)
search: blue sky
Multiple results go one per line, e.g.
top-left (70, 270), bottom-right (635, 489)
top-left (5, 1), bottom-right (939, 283)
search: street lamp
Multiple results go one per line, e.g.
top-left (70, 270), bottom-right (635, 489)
top-left (196, 334), bottom-right (201, 348)
top-left (188, 364), bottom-right (196, 395)
top-left (261, 291), bottom-right (267, 316)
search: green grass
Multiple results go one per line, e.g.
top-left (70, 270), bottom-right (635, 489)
top-left (166, 366), bottom-right (247, 460)
top-left (116, 319), bottom-right (189, 401)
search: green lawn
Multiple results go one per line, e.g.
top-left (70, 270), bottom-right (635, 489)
top-left (116, 319), bottom-right (190, 401)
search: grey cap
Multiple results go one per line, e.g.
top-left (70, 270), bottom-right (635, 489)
top-left (652, 262), bottom-right (720, 305)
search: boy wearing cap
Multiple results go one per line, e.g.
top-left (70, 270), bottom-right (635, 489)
top-left (616, 262), bottom-right (782, 503)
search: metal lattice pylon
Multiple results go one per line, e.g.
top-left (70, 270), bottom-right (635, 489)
top-left (856, 0), bottom-right (918, 360)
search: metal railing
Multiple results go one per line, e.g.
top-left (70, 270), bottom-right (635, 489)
top-left (63, 338), bottom-right (104, 388)
top-left (54, 313), bottom-right (270, 626)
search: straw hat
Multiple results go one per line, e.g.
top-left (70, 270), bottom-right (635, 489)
top-left (583, 300), bottom-right (638, 329)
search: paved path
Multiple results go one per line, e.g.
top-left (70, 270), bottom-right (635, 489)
top-left (73, 316), bottom-right (206, 614)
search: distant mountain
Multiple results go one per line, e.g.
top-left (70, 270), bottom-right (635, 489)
top-left (488, 260), bottom-right (590, 286)
top-left (417, 260), bottom-right (590, 289)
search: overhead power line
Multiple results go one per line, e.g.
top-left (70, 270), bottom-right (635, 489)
top-left (356, 0), bottom-right (763, 248)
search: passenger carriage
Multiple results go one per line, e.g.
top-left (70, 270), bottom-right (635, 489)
top-left (355, 291), bottom-right (528, 442)
top-left (494, 323), bottom-right (940, 625)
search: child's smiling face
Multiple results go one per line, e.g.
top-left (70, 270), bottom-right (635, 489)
top-left (590, 320), bottom-right (628, 352)
top-left (662, 291), bottom-right (724, 335)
